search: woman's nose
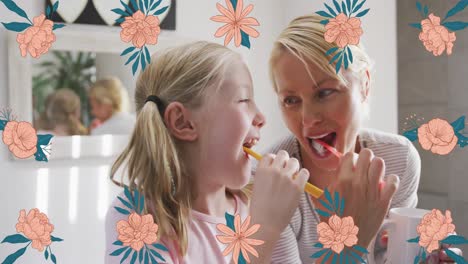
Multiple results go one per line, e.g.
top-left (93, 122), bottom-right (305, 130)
top-left (302, 106), bottom-right (323, 127)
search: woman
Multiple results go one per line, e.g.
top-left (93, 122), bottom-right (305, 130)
top-left (88, 77), bottom-right (136, 135)
top-left (266, 15), bottom-right (459, 263)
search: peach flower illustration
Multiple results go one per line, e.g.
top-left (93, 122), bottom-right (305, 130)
top-left (418, 118), bottom-right (458, 155)
top-left (324, 13), bottom-right (363, 48)
top-left (317, 215), bottom-right (359, 254)
top-left (2, 121), bottom-right (38, 159)
top-left (419, 14), bottom-right (457, 56)
top-left (417, 209), bottom-right (456, 253)
top-left (15, 209), bottom-right (54, 252)
top-left (16, 14), bottom-right (56, 58)
top-left (120, 10), bottom-right (160, 49)
top-left (210, 0), bottom-right (260, 47)
top-left (216, 214), bottom-right (264, 264)
top-left (116, 212), bottom-right (159, 251)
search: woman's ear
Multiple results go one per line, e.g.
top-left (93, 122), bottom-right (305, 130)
top-left (164, 102), bottom-right (198, 141)
top-left (361, 69), bottom-right (371, 102)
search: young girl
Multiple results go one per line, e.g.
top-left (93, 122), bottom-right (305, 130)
top-left (105, 41), bottom-right (310, 263)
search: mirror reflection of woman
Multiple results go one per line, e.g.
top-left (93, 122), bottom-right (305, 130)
top-left (36, 88), bottom-right (88, 136)
top-left (88, 77), bottom-right (136, 135)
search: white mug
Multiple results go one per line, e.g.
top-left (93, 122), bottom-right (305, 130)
top-left (381, 207), bottom-right (430, 264)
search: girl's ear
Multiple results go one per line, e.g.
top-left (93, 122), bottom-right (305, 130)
top-left (164, 102), bottom-right (198, 141)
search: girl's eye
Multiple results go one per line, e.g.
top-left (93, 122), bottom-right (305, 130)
top-left (283, 96), bottom-right (300, 106)
top-left (239, 99), bottom-right (250, 103)
top-left (317, 89), bottom-right (335, 99)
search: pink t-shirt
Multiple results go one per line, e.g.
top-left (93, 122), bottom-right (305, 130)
top-left (105, 192), bottom-right (249, 264)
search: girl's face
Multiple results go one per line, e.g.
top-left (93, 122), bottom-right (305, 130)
top-left (89, 96), bottom-right (113, 122)
top-left (194, 59), bottom-right (265, 190)
top-left (273, 51), bottom-right (367, 172)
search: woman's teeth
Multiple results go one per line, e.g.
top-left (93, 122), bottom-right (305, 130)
top-left (311, 140), bottom-right (326, 155)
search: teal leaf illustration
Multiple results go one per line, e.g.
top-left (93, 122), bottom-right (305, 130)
top-left (53, 24), bottom-right (66, 31)
top-left (130, 0), bottom-right (139, 12)
top-left (409, 23), bottom-right (422, 30)
top-left (315, 209), bottom-right (331, 218)
top-left (333, 0), bottom-right (341, 13)
top-left (111, 246), bottom-right (130, 256)
top-left (310, 248), bottom-right (330, 258)
top-left (1, 22), bottom-right (31, 32)
top-left (413, 254), bottom-right (420, 264)
top-left (407, 236), bottom-right (420, 243)
top-left (113, 240), bottom-right (124, 246)
top-left (51, 236), bottom-right (63, 242)
top-left (421, 249), bottom-right (426, 262)
top-left (46, 5), bottom-right (51, 18)
top-left (145, 250), bottom-right (149, 264)
top-left (353, 245), bottom-right (369, 254)
top-left (1, 234), bottom-right (30, 244)
top-left (322, 250), bottom-right (332, 263)
top-left (34, 147), bottom-right (48, 162)
top-left (149, 253), bottom-right (158, 264)
top-left (144, 0), bottom-right (150, 13)
top-left (344, 51), bottom-right (349, 69)
top-left (314, 242), bottom-right (324, 248)
top-left (443, 21), bottom-right (468, 31)
top-left (125, 50), bottom-right (140, 65)
top-left (114, 206), bottom-right (131, 215)
top-left (339, 252), bottom-right (344, 264)
top-left (124, 186), bottom-right (135, 210)
top-left (455, 132), bottom-right (468, 147)
top-left (121, 248), bottom-right (133, 263)
top-left (52, 1), bottom-right (59, 14)
top-left (444, 248), bottom-right (468, 264)
top-left (349, 250), bottom-right (366, 263)
top-left (121, 47), bottom-right (136, 57)
top-left (150, 0), bottom-right (163, 12)
top-left (352, 0), bottom-right (358, 10)
top-left (130, 251), bottom-right (138, 264)
top-left (116, 17), bottom-right (125, 24)
top-left (139, 248), bottom-right (144, 262)
top-left (139, 0), bottom-right (145, 12)
top-left (230, 0), bottom-right (238, 9)
top-left (403, 128), bottom-right (418, 142)
top-left (118, 196), bottom-right (133, 211)
top-left (0, 119), bottom-right (7, 130)
top-left (141, 49), bottom-right (147, 72)
top-left (154, 6), bottom-right (169, 16)
top-left (451, 116), bottom-right (465, 132)
top-left (38, 134), bottom-right (53, 146)
top-left (51, 253), bottom-right (57, 264)
top-left (416, 1), bottom-right (423, 14)
top-left (320, 19), bottom-right (329, 25)
top-left (135, 188), bottom-right (145, 214)
top-left (0, 0), bottom-right (30, 21)
top-left (316, 10), bottom-right (334, 18)
top-left (341, 2), bottom-right (347, 16)
top-left (423, 5), bottom-right (428, 17)
top-left (2, 245), bottom-right (28, 264)
top-left (225, 212), bottom-right (235, 230)
top-left (132, 54), bottom-right (141, 75)
top-left (111, 8), bottom-right (129, 17)
top-left (332, 253), bottom-right (337, 264)
top-left (329, 50), bottom-right (343, 64)
top-left (441, 235), bottom-right (468, 244)
top-left (324, 3), bottom-right (337, 17)
top-left (335, 54), bottom-right (344, 73)
top-left (324, 188), bottom-right (333, 206)
top-left (326, 47), bottom-right (339, 56)
top-left (346, 0), bottom-right (352, 14)
top-left (347, 46), bottom-right (353, 63)
top-left (121, 0), bottom-right (134, 15)
top-left (150, 248), bottom-right (166, 262)
top-left (318, 198), bottom-right (334, 212)
top-left (240, 30), bottom-right (251, 49)
top-left (153, 243), bottom-right (169, 252)
top-left (356, 8), bottom-right (370, 18)
top-left (444, 0), bottom-right (468, 21)
top-left (334, 191), bottom-right (339, 213)
top-left (45, 247), bottom-right (49, 260)
top-left (339, 197), bottom-right (345, 216)
top-left (352, 0), bottom-right (366, 13)
top-left (238, 251), bottom-right (247, 264)
top-left (144, 46), bottom-right (151, 64)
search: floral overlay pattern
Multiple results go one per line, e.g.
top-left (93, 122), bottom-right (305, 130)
top-left (409, 0), bottom-right (467, 56)
top-left (0, 108), bottom-right (53, 161)
top-left (210, 0), bottom-right (260, 49)
top-left (216, 213), bottom-right (264, 264)
top-left (110, 186), bottom-right (169, 264)
top-left (310, 188), bottom-right (369, 263)
top-left (407, 209), bottom-right (468, 264)
top-left (402, 115), bottom-right (467, 155)
top-left (0, 0), bottom-right (65, 58)
top-left (316, 0), bottom-right (370, 73)
top-left (1, 208), bottom-right (63, 264)
top-left (112, 0), bottom-right (169, 75)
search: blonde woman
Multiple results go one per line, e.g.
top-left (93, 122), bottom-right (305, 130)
top-left (88, 77), bottom-right (136, 135)
top-left (266, 14), bottom-right (462, 263)
top-left (37, 89), bottom-right (87, 136)
top-left (105, 41), bottom-right (312, 263)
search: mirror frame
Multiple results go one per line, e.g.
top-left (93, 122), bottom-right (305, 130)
top-left (7, 23), bottom-right (194, 161)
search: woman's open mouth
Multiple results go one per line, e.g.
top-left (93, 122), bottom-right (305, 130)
top-left (307, 132), bottom-right (337, 159)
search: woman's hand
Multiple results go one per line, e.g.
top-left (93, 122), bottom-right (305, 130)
top-left (327, 149), bottom-right (400, 249)
top-left (248, 150), bottom-right (309, 263)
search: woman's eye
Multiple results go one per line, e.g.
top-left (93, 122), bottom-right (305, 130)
top-left (283, 97), bottom-right (300, 106)
top-left (239, 99), bottom-right (250, 103)
top-left (317, 89), bottom-right (335, 99)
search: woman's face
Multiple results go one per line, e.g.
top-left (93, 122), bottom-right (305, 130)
top-left (273, 51), bottom-right (367, 171)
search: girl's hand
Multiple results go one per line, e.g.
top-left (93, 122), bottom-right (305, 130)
top-left (249, 150), bottom-right (309, 236)
top-left (327, 149), bottom-right (400, 249)
top-left (89, 118), bottom-right (102, 130)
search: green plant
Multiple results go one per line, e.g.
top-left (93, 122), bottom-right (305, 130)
top-left (33, 50), bottom-right (96, 125)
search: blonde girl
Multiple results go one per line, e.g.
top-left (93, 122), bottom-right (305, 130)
top-left (105, 41), bottom-right (310, 263)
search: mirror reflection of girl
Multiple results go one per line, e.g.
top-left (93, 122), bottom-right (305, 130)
top-left (105, 41), bottom-right (310, 263)
top-left (36, 88), bottom-right (87, 136)
top-left (88, 77), bottom-right (136, 135)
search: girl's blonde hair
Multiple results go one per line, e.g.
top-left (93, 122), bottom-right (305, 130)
top-left (46, 89), bottom-right (87, 135)
top-left (110, 41), bottom-right (241, 256)
top-left (89, 77), bottom-right (128, 113)
top-left (269, 14), bottom-right (374, 113)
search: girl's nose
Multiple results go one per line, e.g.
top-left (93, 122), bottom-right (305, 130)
top-left (253, 108), bottom-right (266, 129)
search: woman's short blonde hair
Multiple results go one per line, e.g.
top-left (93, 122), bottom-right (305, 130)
top-left (89, 77), bottom-right (128, 113)
top-left (269, 14), bottom-right (374, 96)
